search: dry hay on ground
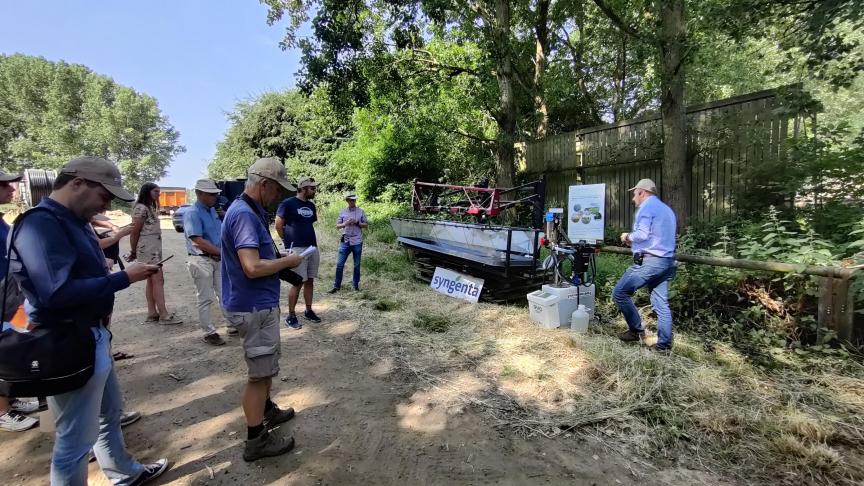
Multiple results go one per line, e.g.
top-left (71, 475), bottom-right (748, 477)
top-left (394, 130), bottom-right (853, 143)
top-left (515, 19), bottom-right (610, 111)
top-left (336, 239), bottom-right (864, 485)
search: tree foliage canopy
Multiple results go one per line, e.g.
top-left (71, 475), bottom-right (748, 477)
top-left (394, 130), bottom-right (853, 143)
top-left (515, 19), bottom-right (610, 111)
top-left (0, 54), bottom-right (184, 190)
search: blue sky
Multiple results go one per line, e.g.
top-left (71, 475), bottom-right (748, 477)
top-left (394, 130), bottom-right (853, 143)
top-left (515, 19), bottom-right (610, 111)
top-left (0, 0), bottom-right (302, 188)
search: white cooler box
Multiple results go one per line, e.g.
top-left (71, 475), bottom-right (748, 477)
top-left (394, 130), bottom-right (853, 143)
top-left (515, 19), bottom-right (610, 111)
top-left (527, 290), bottom-right (561, 329)
top-left (541, 283), bottom-right (596, 328)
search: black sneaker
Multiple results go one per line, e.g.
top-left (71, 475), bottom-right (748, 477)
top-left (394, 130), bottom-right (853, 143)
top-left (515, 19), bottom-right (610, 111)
top-left (263, 405), bottom-right (295, 427)
top-left (618, 330), bottom-right (645, 343)
top-left (129, 459), bottom-right (169, 486)
top-left (326, 287), bottom-right (339, 294)
top-left (203, 333), bottom-right (226, 346)
top-left (303, 309), bottom-right (321, 323)
top-left (120, 411), bottom-right (142, 427)
top-left (243, 429), bottom-right (295, 462)
top-left (285, 314), bottom-right (302, 330)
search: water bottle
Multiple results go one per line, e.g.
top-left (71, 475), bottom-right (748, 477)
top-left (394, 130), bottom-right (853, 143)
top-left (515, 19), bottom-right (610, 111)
top-left (570, 304), bottom-right (590, 333)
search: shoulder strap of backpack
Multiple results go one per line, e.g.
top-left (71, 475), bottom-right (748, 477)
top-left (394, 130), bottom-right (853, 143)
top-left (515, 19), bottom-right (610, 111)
top-left (2, 207), bottom-right (64, 323)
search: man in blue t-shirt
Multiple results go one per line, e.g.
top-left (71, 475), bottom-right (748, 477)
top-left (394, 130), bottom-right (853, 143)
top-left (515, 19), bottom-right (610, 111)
top-left (275, 176), bottom-right (321, 330)
top-left (221, 157), bottom-right (303, 462)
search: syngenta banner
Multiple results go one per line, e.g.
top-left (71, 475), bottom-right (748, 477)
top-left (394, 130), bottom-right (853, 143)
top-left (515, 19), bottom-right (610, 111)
top-left (430, 267), bottom-right (484, 304)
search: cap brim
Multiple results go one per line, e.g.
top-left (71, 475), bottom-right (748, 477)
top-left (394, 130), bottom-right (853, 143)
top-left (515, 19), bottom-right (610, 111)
top-left (102, 183), bottom-right (135, 202)
top-left (276, 179), bottom-right (297, 192)
top-left (345, 196), bottom-right (357, 200)
top-left (197, 188), bottom-right (222, 194)
top-left (0, 174), bottom-right (22, 182)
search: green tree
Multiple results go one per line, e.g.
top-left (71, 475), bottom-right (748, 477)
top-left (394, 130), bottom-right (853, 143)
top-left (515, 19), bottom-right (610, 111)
top-left (0, 54), bottom-right (184, 190)
top-left (209, 89), bottom-right (349, 182)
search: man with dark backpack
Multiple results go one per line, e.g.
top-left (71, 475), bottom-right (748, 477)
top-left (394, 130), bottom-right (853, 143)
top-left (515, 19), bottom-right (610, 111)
top-left (0, 168), bottom-right (41, 433)
top-left (8, 157), bottom-right (169, 485)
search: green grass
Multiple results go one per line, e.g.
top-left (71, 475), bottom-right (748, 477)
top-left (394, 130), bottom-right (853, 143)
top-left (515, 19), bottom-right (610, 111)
top-left (374, 298), bottom-right (400, 311)
top-left (413, 312), bottom-right (451, 333)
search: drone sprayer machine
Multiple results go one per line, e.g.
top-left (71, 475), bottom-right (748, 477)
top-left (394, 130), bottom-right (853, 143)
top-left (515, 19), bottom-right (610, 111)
top-left (527, 183), bottom-right (606, 330)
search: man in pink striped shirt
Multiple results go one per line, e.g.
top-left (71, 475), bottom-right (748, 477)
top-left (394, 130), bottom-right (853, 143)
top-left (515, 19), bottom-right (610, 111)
top-left (328, 193), bottom-right (368, 293)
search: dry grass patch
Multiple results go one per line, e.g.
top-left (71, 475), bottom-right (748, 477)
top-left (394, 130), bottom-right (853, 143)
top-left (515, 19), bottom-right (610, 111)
top-left (316, 221), bottom-right (864, 485)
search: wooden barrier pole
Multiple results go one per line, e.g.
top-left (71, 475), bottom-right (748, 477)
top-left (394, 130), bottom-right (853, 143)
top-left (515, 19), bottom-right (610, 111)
top-left (598, 245), bottom-right (860, 344)
top-left (598, 245), bottom-right (857, 279)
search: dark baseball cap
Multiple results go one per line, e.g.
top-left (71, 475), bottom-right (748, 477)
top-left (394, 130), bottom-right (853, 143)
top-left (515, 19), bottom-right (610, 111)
top-left (0, 170), bottom-right (22, 183)
top-left (59, 156), bottom-right (135, 201)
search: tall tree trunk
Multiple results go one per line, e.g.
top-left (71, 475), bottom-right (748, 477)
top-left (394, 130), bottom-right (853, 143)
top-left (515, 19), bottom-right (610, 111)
top-left (533, 0), bottom-right (550, 139)
top-left (492, 0), bottom-right (516, 188)
top-left (659, 0), bottom-right (688, 231)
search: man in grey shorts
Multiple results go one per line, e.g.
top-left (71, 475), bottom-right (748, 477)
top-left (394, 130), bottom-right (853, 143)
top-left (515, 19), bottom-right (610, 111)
top-left (221, 157), bottom-right (303, 461)
top-left (275, 176), bottom-right (321, 330)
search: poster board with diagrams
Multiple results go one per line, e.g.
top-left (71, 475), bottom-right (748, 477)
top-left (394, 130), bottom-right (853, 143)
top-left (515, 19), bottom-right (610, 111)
top-left (567, 184), bottom-right (606, 244)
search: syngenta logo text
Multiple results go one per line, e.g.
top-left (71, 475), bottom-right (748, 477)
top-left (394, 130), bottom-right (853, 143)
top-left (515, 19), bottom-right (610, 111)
top-left (431, 275), bottom-right (480, 298)
top-left (298, 207), bottom-right (314, 218)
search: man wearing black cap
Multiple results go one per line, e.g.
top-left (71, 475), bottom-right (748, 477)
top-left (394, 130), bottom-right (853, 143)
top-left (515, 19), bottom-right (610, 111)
top-left (0, 169), bottom-right (42, 433)
top-left (9, 157), bottom-right (169, 485)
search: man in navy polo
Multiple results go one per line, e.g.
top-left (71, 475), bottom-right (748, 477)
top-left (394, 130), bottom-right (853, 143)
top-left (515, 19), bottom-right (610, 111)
top-left (184, 179), bottom-right (235, 346)
top-left (275, 176), bottom-right (321, 329)
top-left (221, 157), bottom-right (303, 462)
top-left (10, 156), bottom-right (169, 485)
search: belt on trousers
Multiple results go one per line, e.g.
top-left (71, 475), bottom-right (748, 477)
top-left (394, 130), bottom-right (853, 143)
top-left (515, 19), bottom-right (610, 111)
top-left (188, 253), bottom-right (220, 261)
top-left (633, 252), bottom-right (674, 264)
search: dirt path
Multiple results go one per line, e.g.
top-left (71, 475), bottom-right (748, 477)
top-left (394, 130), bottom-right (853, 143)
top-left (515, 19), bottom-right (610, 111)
top-left (0, 225), bottom-right (718, 485)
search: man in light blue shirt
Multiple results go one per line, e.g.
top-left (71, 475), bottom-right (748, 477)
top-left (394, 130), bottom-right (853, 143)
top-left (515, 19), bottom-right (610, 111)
top-left (613, 179), bottom-right (677, 352)
top-left (184, 179), bottom-right (232, 346)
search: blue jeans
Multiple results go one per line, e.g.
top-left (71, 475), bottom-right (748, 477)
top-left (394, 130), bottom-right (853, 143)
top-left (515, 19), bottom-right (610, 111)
top-left (333, 242), bottom-right (362, 290)
top-left (612, 257), bottom-right (677, 349)
top-left (49, 326), bottom-right (144, 486)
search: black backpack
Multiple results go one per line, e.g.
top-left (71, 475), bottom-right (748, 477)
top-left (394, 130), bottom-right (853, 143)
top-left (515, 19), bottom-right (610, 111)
top-left (0, 208), bottom-right (96, 397)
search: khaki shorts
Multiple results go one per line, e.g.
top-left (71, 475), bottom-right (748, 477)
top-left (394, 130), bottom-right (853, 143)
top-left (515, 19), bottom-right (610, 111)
top-left (225, 308), bottom-right (281, 380)
top-left (290, 246), bottom-right (320, 283)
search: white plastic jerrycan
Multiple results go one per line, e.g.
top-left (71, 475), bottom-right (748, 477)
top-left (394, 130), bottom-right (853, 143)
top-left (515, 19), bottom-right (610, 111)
top-left (570, 304), bottom-right (590, 333)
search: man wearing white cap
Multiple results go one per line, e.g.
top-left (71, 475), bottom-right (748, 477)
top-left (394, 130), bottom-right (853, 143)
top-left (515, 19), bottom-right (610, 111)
top-left (328, 192), bottom-right (368, 293)
top-left (613, 178), bottom-right (677, 353)
top-left (184, 179), bottom-right (234, 346)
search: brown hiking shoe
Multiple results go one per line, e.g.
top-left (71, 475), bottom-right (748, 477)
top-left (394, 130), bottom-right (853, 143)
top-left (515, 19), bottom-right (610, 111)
top-left (647, 344), bottom-right (671, 355)
top-left (618, 330), bottom-right (645, 343)
top-left (243, 429), bottom-right (295, 462)
top-left (203, 333), bottom-right (226, 346)
top-left (263, 405), bottom-right (295, 427)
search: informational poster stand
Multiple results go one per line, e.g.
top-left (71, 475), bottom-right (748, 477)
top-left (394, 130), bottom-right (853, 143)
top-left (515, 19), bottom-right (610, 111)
top-left (567, 184), bottom-right (606, 243)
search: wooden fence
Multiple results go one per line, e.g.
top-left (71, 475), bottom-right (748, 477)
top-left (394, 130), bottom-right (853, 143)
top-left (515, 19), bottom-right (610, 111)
top-left (518, 86), bottom-right (808, 230)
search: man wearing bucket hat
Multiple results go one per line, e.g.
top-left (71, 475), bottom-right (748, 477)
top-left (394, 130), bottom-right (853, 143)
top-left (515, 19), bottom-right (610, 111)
top-left (275, 175), bottom-right (321, 330)
top-left (9, 156), bottom-right (169, 484)
top-left (613, 178), bottom-right (677, 353)
top-left (221, 158), bottom-right (303, 461)
top-left (328, 192), bottom-right (368, 293)
top-left (184, 179), bottom-right (235, 346)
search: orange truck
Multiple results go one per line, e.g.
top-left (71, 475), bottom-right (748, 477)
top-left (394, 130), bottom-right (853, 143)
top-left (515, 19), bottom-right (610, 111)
top-left (158, 187), bottom-right (188, 214)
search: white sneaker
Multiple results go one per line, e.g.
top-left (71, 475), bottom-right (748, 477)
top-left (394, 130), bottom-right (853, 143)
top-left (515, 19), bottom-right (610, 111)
top-left (0, 410), bottom-right (39, 432)
top-left (11, 398), bottom-right (39, 414)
